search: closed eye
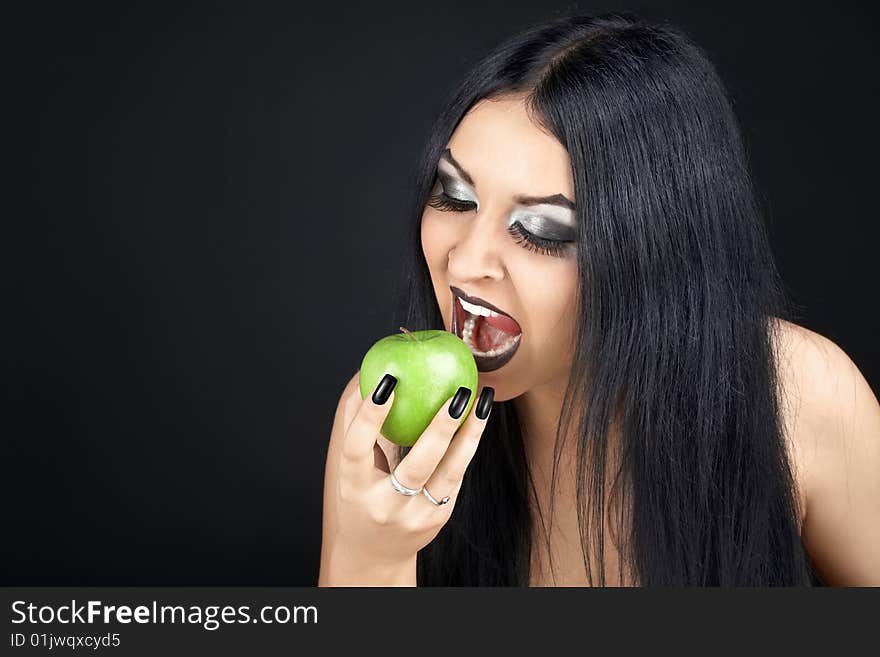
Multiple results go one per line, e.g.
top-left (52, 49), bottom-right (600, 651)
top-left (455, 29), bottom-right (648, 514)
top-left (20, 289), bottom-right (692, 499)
top-left (427, 191), bottom-right (476, 213)
top-left (426, 190), bottom-right (573, 258)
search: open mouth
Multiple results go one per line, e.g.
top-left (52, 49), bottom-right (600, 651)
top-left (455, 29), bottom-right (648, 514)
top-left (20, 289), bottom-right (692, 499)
top-left (450, 286), bottom-right (522, 372)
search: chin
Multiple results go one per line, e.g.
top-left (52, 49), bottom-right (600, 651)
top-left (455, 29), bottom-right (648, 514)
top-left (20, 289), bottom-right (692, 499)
top-left (475, 371), bottom-right (524, 402)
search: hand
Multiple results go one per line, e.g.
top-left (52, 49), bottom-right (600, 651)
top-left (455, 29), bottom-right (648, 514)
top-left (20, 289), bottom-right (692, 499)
top-left (319, 371), bottom-right (494, 585)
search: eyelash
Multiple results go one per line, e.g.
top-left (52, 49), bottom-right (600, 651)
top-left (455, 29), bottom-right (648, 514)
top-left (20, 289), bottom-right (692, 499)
top-left (426, 191), bottom-right (570, 258)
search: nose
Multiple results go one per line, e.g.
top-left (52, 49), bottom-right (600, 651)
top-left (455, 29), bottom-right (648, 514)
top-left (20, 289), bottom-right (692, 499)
top-left (447, 209), bottom-right (505, 283)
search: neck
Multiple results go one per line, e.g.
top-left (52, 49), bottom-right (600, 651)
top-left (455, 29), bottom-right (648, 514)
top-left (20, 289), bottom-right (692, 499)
top-left (513, 375), bottom-right (577, 488)
top-left (513, 374), bottom-right (624, 494)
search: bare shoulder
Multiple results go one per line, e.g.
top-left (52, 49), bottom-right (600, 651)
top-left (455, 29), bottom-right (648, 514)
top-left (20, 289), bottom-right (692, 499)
top-left (770, 317), bottom-right (872, 440)
top-left (770, 317), bottom-right (864, 466)
top-left (771, 318), bottom-right (858, 394)
top-left (770, 317), bottom-right (880, 584)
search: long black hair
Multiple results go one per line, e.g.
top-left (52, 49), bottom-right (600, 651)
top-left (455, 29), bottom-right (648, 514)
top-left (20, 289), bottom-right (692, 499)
top-left (390, 11), bottom-right (821, 585)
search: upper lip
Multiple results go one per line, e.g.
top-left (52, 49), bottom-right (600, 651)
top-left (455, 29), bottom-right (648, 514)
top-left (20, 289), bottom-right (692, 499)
top-left (450, 285), bottom-right (518, 322)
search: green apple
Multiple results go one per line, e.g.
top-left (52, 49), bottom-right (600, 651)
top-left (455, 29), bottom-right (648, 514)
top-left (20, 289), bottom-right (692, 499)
top-left (359, 326), bottom-right (479, 447)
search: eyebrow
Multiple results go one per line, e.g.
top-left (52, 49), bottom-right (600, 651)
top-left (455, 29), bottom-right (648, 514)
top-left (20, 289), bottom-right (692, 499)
top-left (439, 148), bottom-right (576, 210)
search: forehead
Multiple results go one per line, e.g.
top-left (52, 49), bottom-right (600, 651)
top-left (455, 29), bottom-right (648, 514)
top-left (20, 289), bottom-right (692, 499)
top-left (445, 95), bottom-right (574, 199)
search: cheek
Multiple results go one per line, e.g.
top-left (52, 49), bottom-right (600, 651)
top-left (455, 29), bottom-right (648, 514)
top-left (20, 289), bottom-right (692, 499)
top-left (521, 261), bottom-right (579, 342)
top-left (420, 211), bottom-right (453, 271)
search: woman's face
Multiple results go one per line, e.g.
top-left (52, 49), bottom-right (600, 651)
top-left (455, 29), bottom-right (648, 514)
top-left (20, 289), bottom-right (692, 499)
top-left (421, 94), bottom-right (579, 402)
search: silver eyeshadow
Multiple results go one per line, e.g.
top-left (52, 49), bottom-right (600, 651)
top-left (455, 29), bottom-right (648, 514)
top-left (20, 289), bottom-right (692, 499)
top-left (435, 159), bottom-right (577, 242)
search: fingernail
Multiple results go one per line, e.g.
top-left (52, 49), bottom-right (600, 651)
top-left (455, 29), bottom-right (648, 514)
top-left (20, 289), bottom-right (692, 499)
top-left (475, 386), bottom-right (495, 420)
top-left (448, 386), bottom-right (471, 419)
top-left (372, 373), bottom-right (397, 405)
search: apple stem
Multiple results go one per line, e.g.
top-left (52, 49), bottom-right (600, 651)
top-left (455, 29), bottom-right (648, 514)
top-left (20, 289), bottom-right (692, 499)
top-left (399, 326), bottom-right (417, 341)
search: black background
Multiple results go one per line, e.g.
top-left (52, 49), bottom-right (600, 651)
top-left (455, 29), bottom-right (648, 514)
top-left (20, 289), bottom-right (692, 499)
top-left (3, 1), bottom-right (877, 584)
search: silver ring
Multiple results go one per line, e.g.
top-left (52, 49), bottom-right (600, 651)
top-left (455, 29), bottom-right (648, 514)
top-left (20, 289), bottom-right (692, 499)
top-left (422, 487), bottom-right (450, 506)
top-left (389, 469), bottom-right (423, 496)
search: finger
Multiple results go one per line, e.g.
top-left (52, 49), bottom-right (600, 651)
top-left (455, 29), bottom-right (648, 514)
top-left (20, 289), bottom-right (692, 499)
top-left (424, 386), bottom-right (494, 499)
top-left (341, 373), bottom-right (397, 468)
top-left (341, 372), bottom-right (365, 436)
top-left (393, 385), bottom-right (474, 491)
top-left (376, 435), bottom-right (399, 471)
top-left (416, 477), bottom-right (463, 523)
top-left (373, 442), bottom-right (391, 474)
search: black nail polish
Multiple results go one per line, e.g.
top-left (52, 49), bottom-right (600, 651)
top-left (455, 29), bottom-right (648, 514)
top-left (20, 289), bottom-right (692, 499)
top-left (476, 386), bottom-right (495, 420)
top-left (449, 386), bottom-right (471, 419)
top-left (372, 374), bottom-right (397, 405)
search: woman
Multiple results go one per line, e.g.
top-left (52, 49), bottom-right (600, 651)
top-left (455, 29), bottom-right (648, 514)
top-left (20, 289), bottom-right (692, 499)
top-left (319, 12), bottom-right (880, 586)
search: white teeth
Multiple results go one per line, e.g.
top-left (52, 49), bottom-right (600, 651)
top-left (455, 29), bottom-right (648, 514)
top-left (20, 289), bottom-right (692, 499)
top-left (459, 314), bottom-right (521, 357)
top-left (458, 296), bottom-right (502, 318)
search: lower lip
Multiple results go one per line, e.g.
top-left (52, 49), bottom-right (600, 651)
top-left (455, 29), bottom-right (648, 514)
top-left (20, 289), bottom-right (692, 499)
top-left (450, 295), bottom-right (521, 373)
